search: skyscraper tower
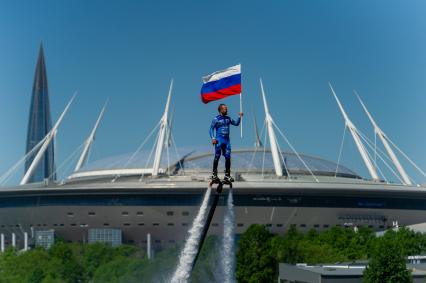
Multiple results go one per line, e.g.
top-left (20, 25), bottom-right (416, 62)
top-left (25, 44), bottom-right (55, 183)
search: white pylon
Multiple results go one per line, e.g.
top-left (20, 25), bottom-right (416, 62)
top-left (260, 79), bottom-right (283, 177)
top-left (328, 83), bottom-right (379, 181)
top-left (355, 92), bottom-right (412, 185)
top-left (152, 79), bottom-right (173, 176)
top-left (74, 101), bottom-right (107, 172)
top-left (21, 94), bottom-right (77, 185)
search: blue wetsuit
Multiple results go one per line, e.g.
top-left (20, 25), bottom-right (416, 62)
top-left (209, 114), bottom-right (240, 174)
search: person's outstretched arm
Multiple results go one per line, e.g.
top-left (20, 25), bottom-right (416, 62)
top-left (230, 113), bottom-right (243, 126)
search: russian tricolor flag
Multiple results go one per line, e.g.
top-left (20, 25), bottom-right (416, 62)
top-left (200, 64), bottom-right (241, 104)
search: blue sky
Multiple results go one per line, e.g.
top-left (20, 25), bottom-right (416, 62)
top-left (0, 0), bottom-right (426, 183)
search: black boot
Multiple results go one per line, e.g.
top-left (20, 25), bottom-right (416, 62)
top-left (211, 155), bottom-right (220, 182)
top-left (210, 171), bottom-right (220, 183)
top-left (224, 172), bottom-right (234, 183)
top-left (224, 158), bottom-right (234, 182)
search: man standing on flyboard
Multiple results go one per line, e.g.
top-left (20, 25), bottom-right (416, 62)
top-left (209, 103), bottom-right (243, 183)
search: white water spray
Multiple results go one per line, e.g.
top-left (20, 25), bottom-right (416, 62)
top-left (220, 189), bottom-right (236, 283)
top-left (171, 187), bottom-right (212, 283)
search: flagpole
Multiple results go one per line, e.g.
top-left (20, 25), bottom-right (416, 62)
top-left (239, 63), bottom-right (243, 138)
top-left (240, 92), bottom-right (243, 138)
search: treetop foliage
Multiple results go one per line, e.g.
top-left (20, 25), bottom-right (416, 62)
top-left (0, 225), bottom-right (425, 283)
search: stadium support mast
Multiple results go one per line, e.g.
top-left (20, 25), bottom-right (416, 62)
top-left (152, 79), bottom-right (173, 176)
top-left (164, 106), bottom-right (175, 148)
top-left (74, 102), bottom-right (107, 172)
top-left (260, 79), bottom-right (283, 176)
top-left (355, 92), bottom-right (412, 185)
top-left (328, 83), bottom-right (379, 181)
top-left (21, 94), bottom-right (76, 185)
top-left (253, 110), bottom-right (263, 148)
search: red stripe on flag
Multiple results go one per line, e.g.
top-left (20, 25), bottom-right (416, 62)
top-left (200, 84), bottom-right (241, 104)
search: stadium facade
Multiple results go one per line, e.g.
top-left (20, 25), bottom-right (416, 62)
top-left (1, 47), bottom-right (426, 254)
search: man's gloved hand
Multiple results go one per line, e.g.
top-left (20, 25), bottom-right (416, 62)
top-left (212, 138), bottom-right (218, 145)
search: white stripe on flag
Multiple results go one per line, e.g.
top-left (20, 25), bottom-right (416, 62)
top-left (202, 64), bottom-right (241, 84)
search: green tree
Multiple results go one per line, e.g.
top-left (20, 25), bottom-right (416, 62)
top-left (236, 224), bottom-right (276, 283)
top-left (363, 237), bottom-right (412, 283)
top-left (138, 247), bottom-right (179, 282)
top-left (299, 241), bottom-right (346, 264)
top-left (46, 242), bottom-right (84, 283)
top-left (383, 228), bottom-right (424, 256)
top-left (269, 225), bottom-right (304, 264)
top-left (92, 257), bottom-right (146, 283)
top-left (82, 242), bottom-right (116, 279)
top-left (270, 226), bottom-right (352, 265)
top-left (346, 226), bottom-right (375, 260)
top-left (0, 247), bottom-right (50, 283)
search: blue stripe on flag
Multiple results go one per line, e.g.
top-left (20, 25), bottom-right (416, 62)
top-left (201, 74), bottom-right (241, 94)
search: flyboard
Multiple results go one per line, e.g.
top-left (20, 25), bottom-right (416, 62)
top-left (191, 177), bottom-right (233, 270)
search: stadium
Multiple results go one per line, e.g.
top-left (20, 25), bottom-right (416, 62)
top-left (1, 46), bottom-right (426, 256)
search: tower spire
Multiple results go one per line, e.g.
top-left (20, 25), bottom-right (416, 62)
top-left (25, 44), bottom-right (55, 183)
